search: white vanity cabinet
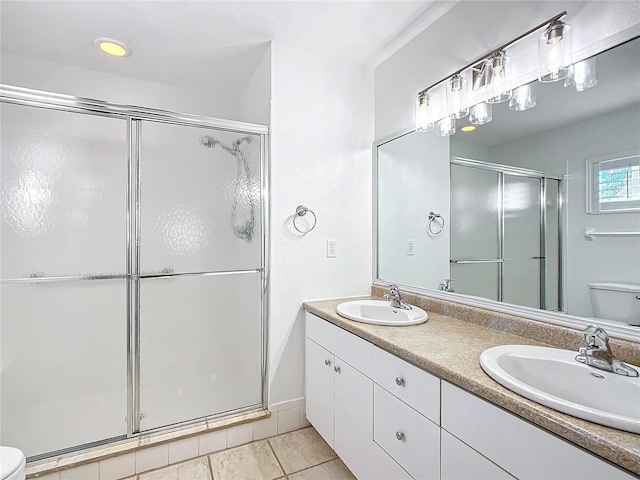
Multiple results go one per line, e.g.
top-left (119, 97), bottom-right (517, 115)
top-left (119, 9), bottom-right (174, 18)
top-left (305, 312), bottom-right (634, 480)
top-left (305, 313), bottom-right (411, 480)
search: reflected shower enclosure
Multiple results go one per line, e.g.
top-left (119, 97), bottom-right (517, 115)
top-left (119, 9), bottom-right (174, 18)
top-left (0, 86), bottom-right (268, 460)
top-left (450, 158), bottom-right (561, 311)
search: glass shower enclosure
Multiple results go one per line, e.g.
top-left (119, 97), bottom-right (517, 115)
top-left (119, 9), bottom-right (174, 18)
top-left (0, 85), bottom-right (268, 460)
top-left (450, 158), bottom-right (561, 311)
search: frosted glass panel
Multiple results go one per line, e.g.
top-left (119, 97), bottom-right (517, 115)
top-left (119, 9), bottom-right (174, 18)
top-left (450, 263), bottom-right (499, 301)
top-left (0, 103), bottom-right (127, 279)
top-left (139, 273), bottom-right (262, 431)
top-left (0, 280), bottom-right (127, 457)
top-left (503, 175), bottom-right (541, 258)
top-left (503, 259), bottom-right (541, 309)
top-left (451, 165), bottom-right (499, 259)
top-left (545, 180), bottom-right (560, 311)
top-left (139, 122), bottom-right (262, 274)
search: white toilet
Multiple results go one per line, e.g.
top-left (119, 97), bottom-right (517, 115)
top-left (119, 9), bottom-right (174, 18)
top-left (588, 282), bottom-right (640, 327)
top-left (0, 447), bottom-right (25, 480)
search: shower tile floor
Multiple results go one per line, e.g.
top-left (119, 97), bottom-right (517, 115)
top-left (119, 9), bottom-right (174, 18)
top-left (122, 427), bottom-right (355, 480)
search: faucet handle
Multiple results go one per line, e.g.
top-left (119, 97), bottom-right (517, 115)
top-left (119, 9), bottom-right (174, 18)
top-left (583, 325), bottom-right (610, 350)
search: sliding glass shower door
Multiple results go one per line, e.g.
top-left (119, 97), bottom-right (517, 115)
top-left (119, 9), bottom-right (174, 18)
top-left (0, 86), bottom-right (267, 459)
top-left (0, 103), bottom-right (128, 457)
top-left (450, 159), bottom-right (561, 311)
top-left (136, 121), bottom-right (263, 431)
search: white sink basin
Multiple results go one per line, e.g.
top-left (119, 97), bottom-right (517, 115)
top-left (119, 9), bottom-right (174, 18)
top-left (336, 300), bottom-right (428, 326)
top-left (480, 345), bottom-right (640, 433)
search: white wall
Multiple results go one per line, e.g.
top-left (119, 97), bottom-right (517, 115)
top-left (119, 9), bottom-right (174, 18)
top-left (268, 41), bottom-right (373, 404)
top-left (1, 53), bottom-right (241, 120)
top-left (375, 1), bottom-right (640, 141)
top-left (239, 46), bottom-right (271, 126)
top-left (490, 104), bottom-right (640, 317)
top-left (378, 131), bottom-right (450, 290)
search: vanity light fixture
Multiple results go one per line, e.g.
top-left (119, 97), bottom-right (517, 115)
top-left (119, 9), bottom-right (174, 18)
top-left (469, 102), bottom-right (492, 125)
top-left (415, 11), bottom-right (586, 135)
top-left (95, 38), bottom-right (131, 57)
top-left (509, 82), bottom-right (537, 111)
top-left (437, 116), bottom-right (456, 136)
top-left (447, 75), bottom-right (469, 118)
top-left (416, 92), bottom-right (434, 131)
top-left (565, 56), bottom-right (598, 92)
top-left (539, 20), bottom-right (572, 82)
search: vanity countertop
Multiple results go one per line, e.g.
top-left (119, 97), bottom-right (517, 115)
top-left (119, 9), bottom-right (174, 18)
top-left (303, 296), bottom-right (640, 476)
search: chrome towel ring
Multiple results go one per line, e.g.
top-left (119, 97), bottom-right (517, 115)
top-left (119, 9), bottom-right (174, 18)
top-left (428, 211), bottom-right (444, 235)
top-left (293, 205), bottom-right (317, 234)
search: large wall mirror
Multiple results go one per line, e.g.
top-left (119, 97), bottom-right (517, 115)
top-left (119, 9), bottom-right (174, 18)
top-left (375, 36), bottom-right (640, 341)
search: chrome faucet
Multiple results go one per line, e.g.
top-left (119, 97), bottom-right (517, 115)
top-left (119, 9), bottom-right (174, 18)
top-left (383, 284), bottom-right (412, 310)
top-left (438, 279), bottom-right (455, 292)
top-left (575, 325), bottom-right (639, 377)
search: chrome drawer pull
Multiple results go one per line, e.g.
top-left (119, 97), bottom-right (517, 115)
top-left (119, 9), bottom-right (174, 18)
top-left (324, 359), bottom-right (331, 366)
top-left (395, 377), bottom-right (405, 386)
top-left (396, 431), bottom-right (405, 441)
top-left (334, 366), bottom-right (341, 373)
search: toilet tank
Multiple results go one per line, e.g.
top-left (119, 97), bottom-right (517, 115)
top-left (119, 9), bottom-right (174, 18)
top-left (588, 283), bottom-right (640, 325)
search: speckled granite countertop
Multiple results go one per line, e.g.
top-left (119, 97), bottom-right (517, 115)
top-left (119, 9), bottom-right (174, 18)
top-left (303, 296), bottom-right (640, 476)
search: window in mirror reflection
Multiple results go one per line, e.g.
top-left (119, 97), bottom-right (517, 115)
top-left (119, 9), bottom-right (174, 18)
top-left (588, 153), bottom-right (640, 213)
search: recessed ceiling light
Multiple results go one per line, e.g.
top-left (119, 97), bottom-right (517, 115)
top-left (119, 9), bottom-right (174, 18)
top-left (461, 125), bottom-right (476, 132)
top-left (95, 38), bottom-right (131, 57)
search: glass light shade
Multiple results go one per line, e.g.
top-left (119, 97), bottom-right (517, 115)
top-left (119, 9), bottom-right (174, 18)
top-left (509, 82), bottom-right (537, 111)
top-left (415, 93), bottom-right (434, 131)
top-left (485, 52), bottom-right (512, 103)
top-left (564, 56), bottom-right (598, 92)
top-left (436, 116), bottom-right (456, 136)
top-left (538, 21), bottom-right (572, 82)
top-left (469, 102), bottom-right (492, 125)
top-left (447, 75), bottom-right (469, 119)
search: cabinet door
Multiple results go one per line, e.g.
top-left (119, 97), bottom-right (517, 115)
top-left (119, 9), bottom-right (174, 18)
top-left (305, 338), bottom-right (335, 448)
top-left (335, 357), bottom-right (411, 480)
top-left (441, 430), bottom-right (514, 480)
top-left (442, 382), bottom-right (635, 480)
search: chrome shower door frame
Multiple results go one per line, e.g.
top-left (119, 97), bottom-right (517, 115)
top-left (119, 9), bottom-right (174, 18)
top-left (0, 84), bottom-right (270, 450)
top-left (450, 157), bottom-right (563, 310)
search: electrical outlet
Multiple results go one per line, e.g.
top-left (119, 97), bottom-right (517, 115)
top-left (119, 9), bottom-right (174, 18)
top-left (327, 240), bottom-right (337, 258)
top-left (407, 240), bottom-right (415, 256)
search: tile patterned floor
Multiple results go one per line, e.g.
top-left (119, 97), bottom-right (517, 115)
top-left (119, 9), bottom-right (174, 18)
top-left (121, 427), bottom-right (355, 480)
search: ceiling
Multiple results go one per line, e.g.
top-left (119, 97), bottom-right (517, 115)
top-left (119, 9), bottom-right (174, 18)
top-left (456, 36), bottom-right (640, 147)
top-left (0, 0), bottom-right (456, 95)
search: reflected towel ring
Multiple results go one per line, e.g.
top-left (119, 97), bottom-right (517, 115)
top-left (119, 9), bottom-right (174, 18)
top-left (428, 212), bottom-right (444, 235)
top-left (293, 205), bottom-right (317, 234)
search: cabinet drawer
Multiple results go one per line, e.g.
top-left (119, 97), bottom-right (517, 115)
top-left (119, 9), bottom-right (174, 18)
top-left (374, 346), bottom-right (440, 423)
top-left (305, 312), bottom-right (373, 377)
top-left (374, 385), bottom-right (440, 479)
top-left (441, 430), bottom-right (514, 480)
top-left (442, 382), bottom-right (635, 480)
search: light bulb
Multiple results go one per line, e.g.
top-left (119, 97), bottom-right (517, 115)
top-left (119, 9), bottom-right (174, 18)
top-left (538, 21), bottom-right (572, 82)
top-left (416, 92), bottom-right (434, 132)
top-left (447, 75), bottom-right (468, 119)
top-left (486, 52), bottom-right (512, 103)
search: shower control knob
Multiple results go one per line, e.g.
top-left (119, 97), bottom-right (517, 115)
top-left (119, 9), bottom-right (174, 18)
top-left (324, 359), bottom-right (331, 366)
